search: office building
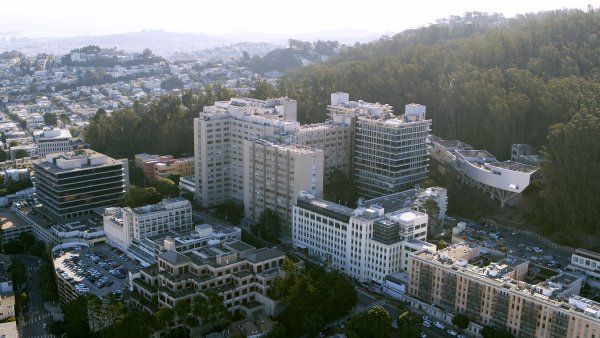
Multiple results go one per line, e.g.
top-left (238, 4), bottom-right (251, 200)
top-left (293, 192), bottom-right (435, 283)
top-left (33, 128), bottom-right (72, 157)
top-left (351, 102), bottom-right (431, 198)
top-left (432, 136), bottom-right (540, 206)
top-left (103, 197), bottom-right (193, 252)
top-left (408, 243), bottom-right (600, 338)
top-left (567, 248), bottom-right (600, 283)
top-left (33, 150), bottom-right (128, 221)
top-left (244, 140), bottom-right (324, 228)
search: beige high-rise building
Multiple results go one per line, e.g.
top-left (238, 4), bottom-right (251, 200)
top-left (243, 139), bottom-right (324, 229)
top-left (292, 122), bottom-right (351, 176)
top-left (194, 97), bottom-right (300, 207)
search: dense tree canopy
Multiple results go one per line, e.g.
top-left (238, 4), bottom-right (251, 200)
top-left (271, 259), bottom-right (357, 336)
top-left (324, 169), bottom-right (357, 208)
top-left (253, 209), bottom-right (281, 243)
top-left (534, 107), bottom-right (600, 247)
top-left (43, 112), bottom-right (58, 126)
top-left (346, 306), bottom-right (392, 338)
top-left (396, 310), bottom-right (423, 338)
top-left (84, 84), bottom-right (233, 159)
top-left (452, 313), bottom-right (470, 330)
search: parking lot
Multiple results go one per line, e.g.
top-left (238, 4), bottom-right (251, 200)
top-left (456, 220), bottom-right (571, 269)
top-left (53, 244), bottom-right (138, 298)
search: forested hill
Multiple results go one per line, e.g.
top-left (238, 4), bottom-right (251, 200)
top-left (280, 9), bottom-right (600, 157)
top-left (277, 9), bottom-right (600, 249)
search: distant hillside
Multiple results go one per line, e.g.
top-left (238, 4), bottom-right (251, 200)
top-left (0, 30), bottom-right (234, 56)
top-left (0, 29), bottom-right (379, 57)
top-left (170, 42), bottom-right (281, 62)
top-left (244, 40), bottom-right (340, 74)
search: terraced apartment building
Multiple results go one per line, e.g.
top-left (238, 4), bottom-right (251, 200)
top-left (408, 243), bottom-right (600, 338)
top-left (130, 232), bottom-right (291, 318)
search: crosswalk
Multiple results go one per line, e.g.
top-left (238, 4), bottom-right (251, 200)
top-left (23, 312), bottom-right (51, 325)
top-left (26, 266), bottom-right (40, 272)
top-left (357, 299), bottom-right (386, 312)
top-left (29, 335), bottom-right (55, 338)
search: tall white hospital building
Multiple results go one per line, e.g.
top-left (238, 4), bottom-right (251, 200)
top-left (194, 93), bottom-right (431, 226)
top-left (292, 191), bottom-right (436, 282)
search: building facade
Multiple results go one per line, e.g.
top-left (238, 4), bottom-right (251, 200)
top-left (194, 97), bottom-right (299, 207)
top-left (103, 197), bottom-right (193, 252)
top-left (293, 122), bottom-right (351, 176)
top-left (292, 192), bottom-right (434, 282)
top-left (243, 140), bottom-right (324, 228)
top-left (352, 104), bottom-right (431, 198)
top-left (567, 249), bottom-right (600, 283)
top-left (408, 243), bottom-right (600, 338)
top-left (33, 129), bottom-right (72, 157)
top-left (130, 231), bottom-right (291, 318)
top-left (33, 150), bottom-right (128, 221)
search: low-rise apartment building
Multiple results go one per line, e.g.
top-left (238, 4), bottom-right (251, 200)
top-left (292, 192), bottom-right (435, 283)
top-left (408, 243), bottom-right (600, 338)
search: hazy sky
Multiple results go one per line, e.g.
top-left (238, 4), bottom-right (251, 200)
top-left (0, 0), bottom-right (594, 38)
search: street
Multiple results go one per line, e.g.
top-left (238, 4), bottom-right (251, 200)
top-left (355, 288), bottom-right (455, 338)
top-left (14, 255), bottom-right (55, 338)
